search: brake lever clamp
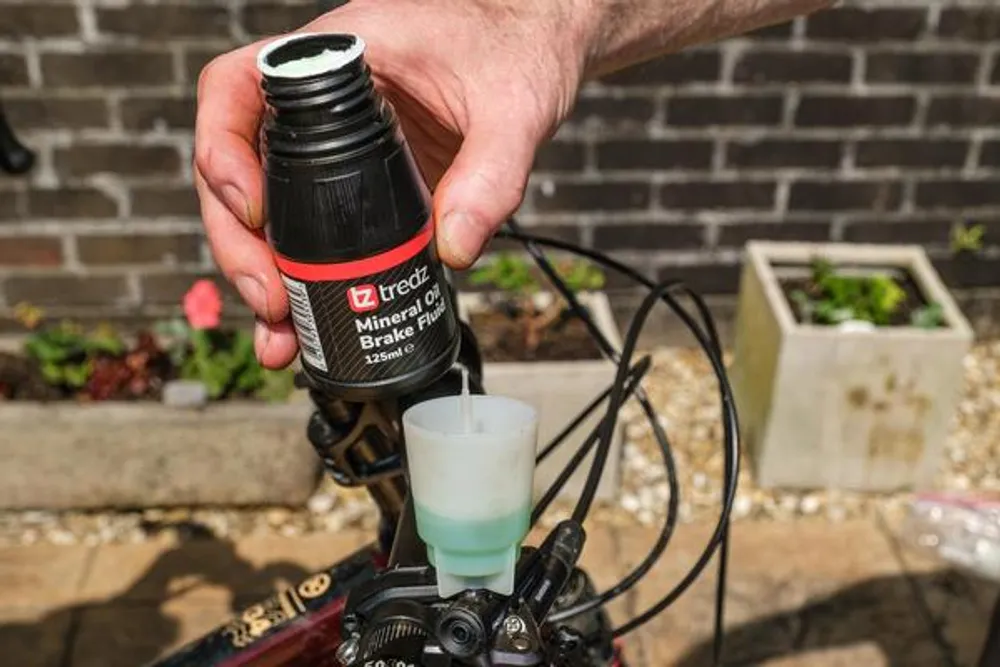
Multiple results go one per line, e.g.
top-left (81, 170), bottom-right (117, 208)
top-left (339, 522), bottom-right (590, 666)
top-left (340, 590), bottom-right (549, 666)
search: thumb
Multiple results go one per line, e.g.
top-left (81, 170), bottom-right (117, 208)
top-left (433, 115), bottom-right (542, 269)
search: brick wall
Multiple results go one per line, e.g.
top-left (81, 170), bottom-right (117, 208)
top-left (1, 0), bottom-right (999, 338)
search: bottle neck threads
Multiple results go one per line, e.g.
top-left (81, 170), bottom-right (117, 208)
top-left (257, 33), bottom-right (396, 162)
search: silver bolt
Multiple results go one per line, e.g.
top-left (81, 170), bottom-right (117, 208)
top-left (504, 616), bottom-right (525, 635)
top-left (335, 637), bottom-right (360, 665)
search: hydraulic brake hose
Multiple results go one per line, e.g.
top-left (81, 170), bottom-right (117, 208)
top-left (501, 225), bottom-right (739, 664)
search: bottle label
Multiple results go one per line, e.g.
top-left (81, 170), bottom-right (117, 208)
top-left (275, 222), bottom-right (458, 387)
top-left (280, 274), bottom-right (329, 372)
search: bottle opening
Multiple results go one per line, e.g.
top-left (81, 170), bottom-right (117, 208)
top-left (257, 33), bottom-right (366, 80)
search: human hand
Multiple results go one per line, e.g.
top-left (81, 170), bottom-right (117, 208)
top-left (194, 0), bottom-right (593, 368)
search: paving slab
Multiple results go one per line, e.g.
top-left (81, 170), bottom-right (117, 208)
top-left (878, 508), bottom-right (1000, 667)
top-left (71, 531), bottom-right (372, 665)
top-left (0, 605), bottom-right (72, 667)
top-left (618, 518), bottom-right (951, 667)
top-left (0, 543), bottom-right (93, 606)
top-left (70, 593), bottom-right (233, 667)
top-left (79, 530), bottom-right (371, 606)
top-left (1, 517), bottom-right (989, 667)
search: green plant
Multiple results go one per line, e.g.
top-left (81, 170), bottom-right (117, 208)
top-left (21, 321), bottom-right (173, 401)
top-left (23, 321), bottom-right (126, 389)
top-left (253, 365), bottom-right (298, 403)
top-left (167, 324), bottom-right (294, 401)
top-left (557, 257), bottom-right (606, 293)
top-left (790, 257), bottom-right (944, 328)
top-left (910, 302), bottom-right (947, 329)
top-left (5, 280), bottom-right (296, 403)
top-left (469, 252), bottom-right (607, 296)
top-left (950, 221), bottom-right (985, 255)
top-left (468, 252), bottom-right (540, 295)
top-left (469, 252), bottom-right (606, 352)
top-left (161, 280), bottom-right (297, 402)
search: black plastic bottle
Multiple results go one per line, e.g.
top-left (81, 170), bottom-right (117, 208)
top-left (256, 33), bottom-right (461, 401)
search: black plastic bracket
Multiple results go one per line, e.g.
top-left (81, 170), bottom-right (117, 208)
top-left (0, 105), bottom-right (34, 176)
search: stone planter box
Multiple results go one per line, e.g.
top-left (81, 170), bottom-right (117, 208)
top-left (0, 398), bottom-right (322, 510)
top-left (730, 242), bottom-right (974, 492)
top-left (458, 291), bottom-right (625, 501)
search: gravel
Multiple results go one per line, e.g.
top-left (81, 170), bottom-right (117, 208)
top-left (616, 341), bottom-right (1000, 528)
top-left (1, 341), bottom-right (997, 547)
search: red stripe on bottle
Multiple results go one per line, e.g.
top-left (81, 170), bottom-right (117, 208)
top-left (274, 222), bottom-right (433, 281)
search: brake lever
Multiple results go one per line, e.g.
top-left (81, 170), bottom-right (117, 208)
top-left (0, 105), bottom-right (35, 175)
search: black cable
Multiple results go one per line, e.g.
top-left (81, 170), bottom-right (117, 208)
top-left (714, 522), bottom-right (731, 663)
top-left (504, 219), bottom-right (686, 619)
top-left (612, 309), bottom-right (737, 638)
top-left (547, 364), bottom-right (679, 624)
top-left (499, 226), bottom-right (740, 646)
top-left (530, 357), bottom-right (654, 525)
top-left (502, 219), bottom-right (671, 525)
top-left (653, 284), bottom-right (735, 661)
top-left (569, 278), bottom-right (679, 523)
top-left (548, 287), bottom-right (718, 624)
top-left (512, 257), bottom-right (689, 621)
top-left (536, 375), bottom-right (623, 465)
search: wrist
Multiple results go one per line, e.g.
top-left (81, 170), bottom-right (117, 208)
top-left (572, 0), bottom-right (840, 81)
top-left (564, 0), bottom-right (610, 81)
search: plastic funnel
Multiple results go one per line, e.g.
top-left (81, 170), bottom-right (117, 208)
top-left (402, 385), bottom-right (538, 599)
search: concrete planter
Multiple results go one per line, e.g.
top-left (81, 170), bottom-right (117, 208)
top-left (730, 242), bottom-right (973, 492)
top-left (0, 398), bottom-right (322, 510)
top-left (458, 291), bottom-right (624, 501)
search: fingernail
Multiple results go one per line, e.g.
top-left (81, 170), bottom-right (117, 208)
top-left (235, 275), bottom-right (268, 317)
top-left (254, 319), bottom-right (271, 357)
top-left (440, 211), bottom-right (481, 267)
top-left (221, 184), bottom-right (258, 228)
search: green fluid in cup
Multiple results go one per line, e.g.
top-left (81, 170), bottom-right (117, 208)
top-left (415, 503), bottom-right (530, 576)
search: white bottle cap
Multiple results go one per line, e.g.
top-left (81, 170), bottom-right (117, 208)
top-left (402, 378), bottom-right (537, 599)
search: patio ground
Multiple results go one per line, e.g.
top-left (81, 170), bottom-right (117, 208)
top-left (0, 511), bottom-right (993, 667)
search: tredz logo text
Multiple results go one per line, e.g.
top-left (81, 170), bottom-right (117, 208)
top-left (347, 285), bottom-right (380, 313)
top-left (346, 265), bottom-right (432, 313)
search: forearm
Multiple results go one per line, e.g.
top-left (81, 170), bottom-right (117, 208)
top-left (577, 0), bottom-right (836, 79)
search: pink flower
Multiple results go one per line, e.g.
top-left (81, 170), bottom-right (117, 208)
top-left (182, 279), bottom-right (223, 330)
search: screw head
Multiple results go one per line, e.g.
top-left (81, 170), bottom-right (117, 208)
top-left (504, 616), bottom-right (525, 635)
top-left (335, 637), bottom-right (360, 665)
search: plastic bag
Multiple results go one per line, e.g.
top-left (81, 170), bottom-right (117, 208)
top-left (899, 492), bottom-right (1000, 582)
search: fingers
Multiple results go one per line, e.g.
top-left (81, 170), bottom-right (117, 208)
top-left (193, 41), bottom-right (299, 367)
top-left (195, 169), bottom-right (288, 323)
top-left (194, 42), bottom-right (268, 230)
top-left (254, 317), bottom-right (299, 370)
top-left (196, 168), bottom-right (298, 368)
top-left (433, 112), bottom-right (542, 269)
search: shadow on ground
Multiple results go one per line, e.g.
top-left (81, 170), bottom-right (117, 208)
top-left (4, 524), bottom-right (1000, 667)
top-left (0, 521), bottom-right (311, 667)
top-left (673, 568), bottom-right (1000, 667)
